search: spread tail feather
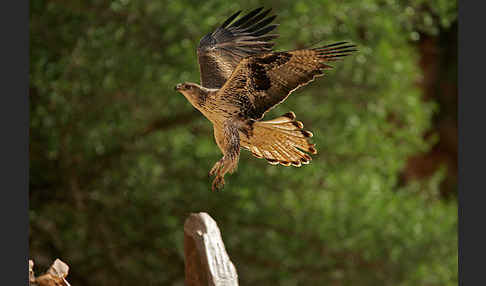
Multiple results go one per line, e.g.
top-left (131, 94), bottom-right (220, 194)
top-left (241, 112), bottom-right (317, 167)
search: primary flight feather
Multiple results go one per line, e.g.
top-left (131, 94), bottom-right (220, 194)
top-left (175, 8), bottom-right (357, 191)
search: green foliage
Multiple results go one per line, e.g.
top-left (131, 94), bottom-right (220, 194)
top-left (30, 0), bottom-right (457, 285)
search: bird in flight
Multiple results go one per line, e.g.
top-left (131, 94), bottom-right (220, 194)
top-left (175, 7), bottom-right (357, 191)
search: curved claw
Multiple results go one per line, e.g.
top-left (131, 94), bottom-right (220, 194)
top-left (211, 176), bottom-right (225, 191)
top-left (209, 159), bottom-right (223, 177)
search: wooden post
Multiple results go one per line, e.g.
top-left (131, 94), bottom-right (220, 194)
top-left (184, 212), bottom-right (238, 286)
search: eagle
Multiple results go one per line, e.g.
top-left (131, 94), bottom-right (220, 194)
top-left (175, 7), bottom-right (357, 191)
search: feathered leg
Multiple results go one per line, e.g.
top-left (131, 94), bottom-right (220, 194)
top-left (210, 122), bottom-right (240, 191)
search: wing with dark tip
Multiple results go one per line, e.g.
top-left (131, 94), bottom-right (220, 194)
top-left (197, 7), bottom-right (279, 89)
top-left (218, 42), bottom-right (357, 120)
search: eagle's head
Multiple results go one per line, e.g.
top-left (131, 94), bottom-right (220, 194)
top-left (175, 82), bottom-right (209, 108)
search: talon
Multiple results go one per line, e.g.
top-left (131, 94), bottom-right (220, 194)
top-left (211, 176), bottom-right (225, 191)
top-left (209, 160), bottom-right (223, 177)
top-left (209, 167), bottom-right (216, 177)
top-left (208, 166), bottom-right (217, 177)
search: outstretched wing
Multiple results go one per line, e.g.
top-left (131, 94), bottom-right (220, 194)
top-left (218, 42), bottom-right (357, 120)
top-left (197, 7), bottom-right (279, 89)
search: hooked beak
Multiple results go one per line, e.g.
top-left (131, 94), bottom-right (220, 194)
top-left (175, 83), bottom-right (182, 91)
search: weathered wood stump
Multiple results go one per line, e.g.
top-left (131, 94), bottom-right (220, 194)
top-left (184, 212), bottom-right (238, 286)
top-left (30, 213), bottom-right (236, 285)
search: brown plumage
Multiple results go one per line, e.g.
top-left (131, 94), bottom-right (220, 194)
top-left (197, 7), bottom-right (278, 89)
top-left (176, 8), bottom-right (357, 190)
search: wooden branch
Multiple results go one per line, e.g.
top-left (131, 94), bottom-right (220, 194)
top-left (29, 259), bottom-right (71, 286)
top-left (29, 260), bottom-right (35, 285)
top-left (184, 212), bottom-right (238, 286)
